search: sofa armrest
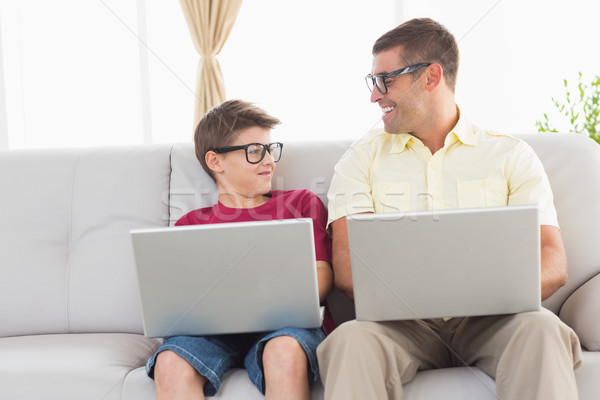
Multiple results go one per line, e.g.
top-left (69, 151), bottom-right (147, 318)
top-left (559, 272), bottom-right (600, 351)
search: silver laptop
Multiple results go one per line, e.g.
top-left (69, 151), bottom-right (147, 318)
top-left (131, 218), bottom-right (322, 337)
top-left (347, 205), bottom-right (541, 321)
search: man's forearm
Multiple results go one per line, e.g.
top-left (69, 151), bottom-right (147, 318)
top-left (540, 225), bottom-right (568, 301)
top-left (331, 217), bottom-right (355, 300)
top-left (317, 261), bottom-right (334, 302)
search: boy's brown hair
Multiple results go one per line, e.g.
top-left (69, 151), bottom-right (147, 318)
top-left (194, 99), bottom-right (281, 180)
top-left (373, 18), bottom-right (459, 92)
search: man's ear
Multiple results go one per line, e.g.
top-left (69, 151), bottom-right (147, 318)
top-left (205, 151), bottom-right (224, 174)
top-left (424, 63), bottom-right (443, 92)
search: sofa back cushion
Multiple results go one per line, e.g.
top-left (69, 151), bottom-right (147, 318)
top-left (168, 141), bottom-right (352, 223)
top-left (517, 134), bottom-right (600, 312)
top-left (0, 145), bottom-right (172, 337)
top-left (1, 134), bottom-right (597, 337)
top-left (170, 136), bottom-right (600, 317)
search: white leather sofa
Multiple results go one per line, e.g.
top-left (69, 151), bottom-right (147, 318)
top-left (0, 133), bottom-right (599, 399)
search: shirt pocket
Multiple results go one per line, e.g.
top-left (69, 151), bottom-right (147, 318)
top-left (372, 182), bottom-right (411, 213)
top-left (457, 179), bottom-right (508, 208)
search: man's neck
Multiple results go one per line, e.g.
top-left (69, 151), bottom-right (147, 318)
top-left (412, 102), bottom-right (459, 155)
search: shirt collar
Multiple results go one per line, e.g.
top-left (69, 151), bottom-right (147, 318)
top-left (390, 133), bottom-right (414, 153)
top-left (446, 108), bottom-right (478, 147)
top-left (388, 106), bottom-right (477, 153)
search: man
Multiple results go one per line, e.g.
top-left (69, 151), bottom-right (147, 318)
top-left (317, 18), bottom-right (582, 400)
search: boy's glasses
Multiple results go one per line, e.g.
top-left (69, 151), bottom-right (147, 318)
top-left (365, 63), bottom-right (432, 94)
top-left (211, 142), bottom-right (283, 164)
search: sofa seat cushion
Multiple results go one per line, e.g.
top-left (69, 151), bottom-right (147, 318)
top-left (213, 367), bottom-right (495, 400)
top-left (121, 366), bottom-right (325, 400)
top-left (0, 333), bottom-right (160, 400)
top-left (575, 351), bottom-right (600, 400)
top-left (102, 353), bottom-right (600, 400)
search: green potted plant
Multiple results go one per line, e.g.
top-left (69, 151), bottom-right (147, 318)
top-left (536, 72), bottom-right (600, 145)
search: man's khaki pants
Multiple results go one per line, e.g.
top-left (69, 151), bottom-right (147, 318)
top-left (317, 308), bottom-right (582, 400)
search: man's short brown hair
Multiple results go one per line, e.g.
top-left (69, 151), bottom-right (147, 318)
top-left (194, 99), bottom-right (280, 180)
top-left (373, 18), bottom-right (459, 92)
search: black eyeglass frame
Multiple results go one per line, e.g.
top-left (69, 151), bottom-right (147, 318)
top-left (365, 63), bottom-right (432, 94)
top-left (210, 142), bottom-right (284, 164)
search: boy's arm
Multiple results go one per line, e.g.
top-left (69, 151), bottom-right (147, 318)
top-left (298, 190), bottom-right (334, 302)
top-left (317, 260), bottom-right (333, 303)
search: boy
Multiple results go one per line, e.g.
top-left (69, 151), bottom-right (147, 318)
top-left (146, 99), bottom-right (334, 400)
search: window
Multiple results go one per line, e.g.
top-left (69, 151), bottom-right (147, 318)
top-left (0, 1), bottom-right (144, 148)
top-left (0, 0), bottom-right (396, 149)
top-left (1, 1), bottom-right (598, 149)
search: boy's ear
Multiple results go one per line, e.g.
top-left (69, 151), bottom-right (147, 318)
top-left (205, 150), bottom-right (224, 174)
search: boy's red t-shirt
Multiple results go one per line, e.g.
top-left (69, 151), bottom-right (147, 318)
top-left (175, 189), bottom-right (336, 333)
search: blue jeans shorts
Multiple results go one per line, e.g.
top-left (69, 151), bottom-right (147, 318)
top-left (146, 327), bottom-right (326, 396)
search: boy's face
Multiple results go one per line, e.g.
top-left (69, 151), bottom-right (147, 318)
top-left (215, 126), bottom-right (275, 201)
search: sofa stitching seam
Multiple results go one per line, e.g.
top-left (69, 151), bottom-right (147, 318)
top-left (65, 151), bottom-right (81, 333)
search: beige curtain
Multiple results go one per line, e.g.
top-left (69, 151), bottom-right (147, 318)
top-left (179, 0), bottom-right (242, 128)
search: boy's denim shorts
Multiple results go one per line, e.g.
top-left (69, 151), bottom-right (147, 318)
top-left (146, 327), bottom-right (326, 396)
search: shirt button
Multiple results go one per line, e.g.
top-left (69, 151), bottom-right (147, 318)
top-left (381, 184), bottom-right (388, 190)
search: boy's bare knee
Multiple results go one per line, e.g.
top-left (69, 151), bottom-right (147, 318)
top-left (155, 350), bottom-right (198, 382)
top-left (263, 336), bottom-right (308, 376)
top-left (154, 350), bottom-right (207, 398)
top-left (156, 350), bottom-right (184, 370)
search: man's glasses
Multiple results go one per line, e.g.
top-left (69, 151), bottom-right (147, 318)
top-left (211, 142), bottom-right (283, 164)
top-left (365, 63), bottom-right (432, 94)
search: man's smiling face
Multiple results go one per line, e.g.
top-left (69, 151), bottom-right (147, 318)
top-left (369, 47), bottom-right (430, 135)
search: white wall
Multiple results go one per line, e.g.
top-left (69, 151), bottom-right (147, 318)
top-left (221, 0), bottom-right (600, 139)
top-left (219, 0), bottom-right (397, 143)
top-left (404, 0), bottom-right (600, 134)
